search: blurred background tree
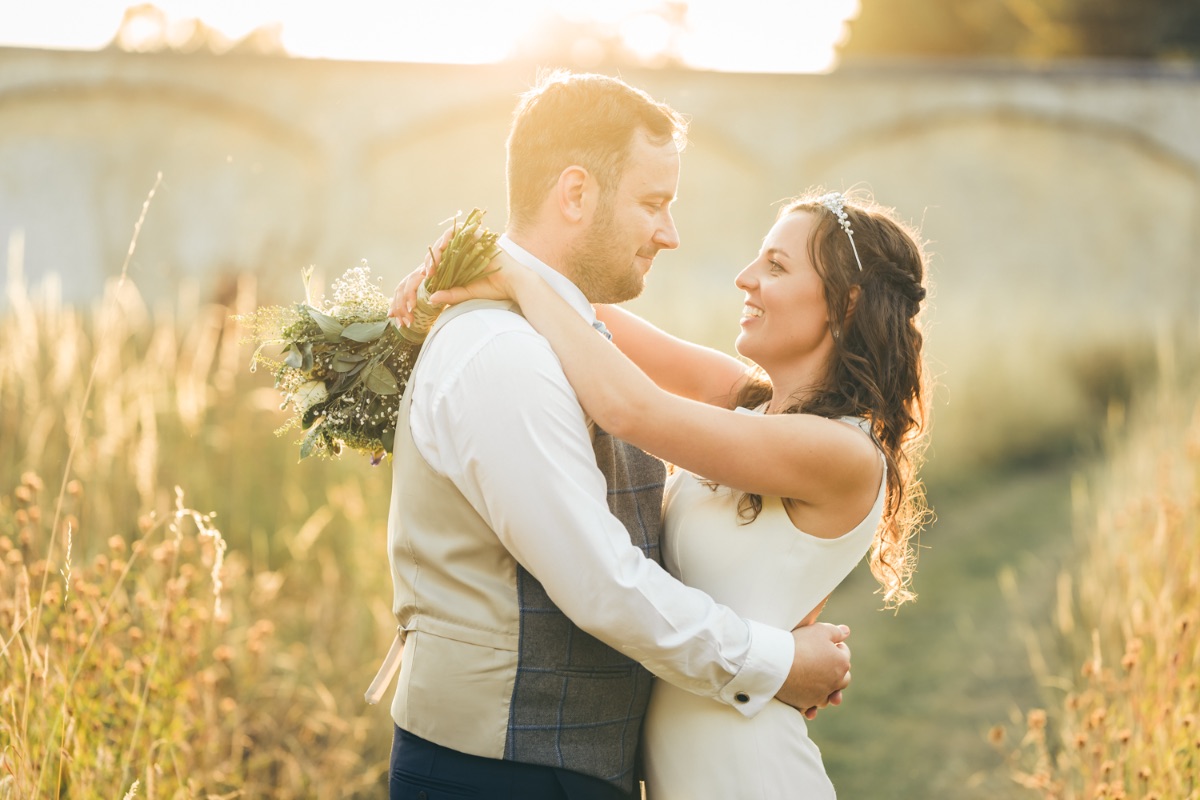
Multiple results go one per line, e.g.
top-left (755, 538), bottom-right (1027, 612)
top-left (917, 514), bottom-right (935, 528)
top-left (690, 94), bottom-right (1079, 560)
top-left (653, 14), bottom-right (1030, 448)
top-left (97, 1), bottom-right (1200, 67)
top-left (108, 2), bottom-right (285, 56)
top-left (511, 2), bottom-right (689, 69)
top-left (841, 0), bottom-right (1200, 60)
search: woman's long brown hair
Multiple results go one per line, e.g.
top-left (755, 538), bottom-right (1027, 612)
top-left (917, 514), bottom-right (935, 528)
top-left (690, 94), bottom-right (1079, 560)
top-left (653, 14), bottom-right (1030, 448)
top-left (732, 191), bottom-right (933, 608)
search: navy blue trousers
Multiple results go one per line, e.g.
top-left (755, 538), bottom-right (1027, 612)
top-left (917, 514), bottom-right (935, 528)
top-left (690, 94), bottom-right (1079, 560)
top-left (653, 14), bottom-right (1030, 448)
top-left (389, 726), bottom-right (635, 800)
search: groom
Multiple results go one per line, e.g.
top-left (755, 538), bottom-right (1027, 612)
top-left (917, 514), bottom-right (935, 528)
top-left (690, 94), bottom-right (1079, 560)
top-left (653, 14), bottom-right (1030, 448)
top-left (379, 71), bottom-right (851, 799)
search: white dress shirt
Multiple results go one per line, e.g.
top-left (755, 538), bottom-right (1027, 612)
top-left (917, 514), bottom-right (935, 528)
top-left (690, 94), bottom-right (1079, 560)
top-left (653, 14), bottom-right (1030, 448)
top-left (406, 234), bottom-right (794, 715)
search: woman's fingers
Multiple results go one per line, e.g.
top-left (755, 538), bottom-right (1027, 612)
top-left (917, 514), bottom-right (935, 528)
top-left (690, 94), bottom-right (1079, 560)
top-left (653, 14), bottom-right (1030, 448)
top-left (428, 254), bottom-right (513, 306)
top-left (427, 286), bottom-right (474, 306)
top-left (390, 222), bottom-right (498, 323)
top-left (388, 266), bottom-right (424, 326)
top-left (388, 226), bottom-right (457, 326)
top-left (388, 278), bottom-right (407, 321)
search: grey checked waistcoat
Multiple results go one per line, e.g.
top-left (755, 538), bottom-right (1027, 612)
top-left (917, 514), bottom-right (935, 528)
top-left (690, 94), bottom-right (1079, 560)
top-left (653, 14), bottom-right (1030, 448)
top-left (383, 301), bottom-right (665, 794)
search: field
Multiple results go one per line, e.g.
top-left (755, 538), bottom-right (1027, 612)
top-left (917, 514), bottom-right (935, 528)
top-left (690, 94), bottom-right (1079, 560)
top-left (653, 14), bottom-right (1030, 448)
top-left (0, 263), bottom-right (399, 797)
top-left (999, 355), bottom-right (1200, 800)
top-left (1, 230), bottom-right (1196, 797)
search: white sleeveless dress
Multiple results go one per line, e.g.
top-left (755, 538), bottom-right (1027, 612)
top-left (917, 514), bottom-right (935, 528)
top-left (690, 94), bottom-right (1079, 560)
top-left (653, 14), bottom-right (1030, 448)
top-left (642, 417), bottom-right (885, 800)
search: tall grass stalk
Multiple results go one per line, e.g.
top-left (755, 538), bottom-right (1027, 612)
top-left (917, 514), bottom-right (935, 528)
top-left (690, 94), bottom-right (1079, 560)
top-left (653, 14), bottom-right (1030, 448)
top-left (31, 173), bottom-right (161, 662)
top-left (1003, 333), bottom-right (1200, 798)
top-left (28, 174), bottom-right (163, 797)
top-left (1, 186), bottom-right (396, 796)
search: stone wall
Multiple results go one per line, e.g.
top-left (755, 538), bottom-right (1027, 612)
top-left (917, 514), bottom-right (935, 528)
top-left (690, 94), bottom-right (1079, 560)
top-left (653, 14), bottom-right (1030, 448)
top-left (3, 48), bottom-right (1197, 468)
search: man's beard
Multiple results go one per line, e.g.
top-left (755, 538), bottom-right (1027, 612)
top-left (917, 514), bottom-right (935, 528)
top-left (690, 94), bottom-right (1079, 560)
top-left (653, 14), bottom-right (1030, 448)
top-left (566, 206), bottom-right (649, 305)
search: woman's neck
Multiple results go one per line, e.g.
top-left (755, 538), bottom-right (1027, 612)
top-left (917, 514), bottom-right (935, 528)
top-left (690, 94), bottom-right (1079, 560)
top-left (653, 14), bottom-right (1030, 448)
top-left (762, 363), bottom-right (826, 414)
top-left (764, 385), bottom-right (818, 415)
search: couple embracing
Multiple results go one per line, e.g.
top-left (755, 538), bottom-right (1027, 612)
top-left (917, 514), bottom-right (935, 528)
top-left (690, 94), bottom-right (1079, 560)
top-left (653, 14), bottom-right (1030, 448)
top-left (375, 70), bottom-right (930, 800)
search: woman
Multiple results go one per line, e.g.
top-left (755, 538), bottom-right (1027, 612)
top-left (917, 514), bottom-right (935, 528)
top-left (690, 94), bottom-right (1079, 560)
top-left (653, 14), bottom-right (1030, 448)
top-left (414, 189), bottom-right (931, 798)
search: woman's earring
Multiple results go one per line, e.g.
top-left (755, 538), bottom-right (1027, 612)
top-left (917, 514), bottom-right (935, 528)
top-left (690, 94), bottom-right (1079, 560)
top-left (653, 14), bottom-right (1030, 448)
top-left (832, 328), bottom-right (841, 340)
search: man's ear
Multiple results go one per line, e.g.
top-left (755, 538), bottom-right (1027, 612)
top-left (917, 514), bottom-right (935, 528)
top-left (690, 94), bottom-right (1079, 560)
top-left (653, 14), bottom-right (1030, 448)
top-left (554, 165), bottom-right (597, 224)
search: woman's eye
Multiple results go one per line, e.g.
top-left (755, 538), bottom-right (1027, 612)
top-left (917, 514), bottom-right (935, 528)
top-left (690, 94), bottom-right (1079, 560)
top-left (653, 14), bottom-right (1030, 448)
top-left (768, 260), bottom-right (784, 272)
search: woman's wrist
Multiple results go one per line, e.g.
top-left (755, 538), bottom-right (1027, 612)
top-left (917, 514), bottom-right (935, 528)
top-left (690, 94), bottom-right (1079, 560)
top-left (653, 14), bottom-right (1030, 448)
top-left (501, 255), bottom-right (541, 304)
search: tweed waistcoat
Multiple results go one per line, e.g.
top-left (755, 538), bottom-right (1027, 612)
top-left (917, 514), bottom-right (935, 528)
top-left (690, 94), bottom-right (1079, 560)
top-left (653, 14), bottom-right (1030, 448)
top-left (382, 300), bottom-right (665, 793)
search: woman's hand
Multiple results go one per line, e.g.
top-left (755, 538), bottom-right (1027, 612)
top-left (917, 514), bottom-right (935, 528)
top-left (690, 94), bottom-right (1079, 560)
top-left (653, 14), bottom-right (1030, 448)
top-left (428, 249), bottom-right (525, 306)
top-left (387, 265), bottom-right (425, 328)
top-left (388, 227), bottom-right (454, 328)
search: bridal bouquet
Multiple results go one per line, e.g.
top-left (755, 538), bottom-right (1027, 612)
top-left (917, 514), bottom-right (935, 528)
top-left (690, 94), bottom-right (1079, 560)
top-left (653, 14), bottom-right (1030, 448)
top-left (238, 208), bottom-right (500, 463)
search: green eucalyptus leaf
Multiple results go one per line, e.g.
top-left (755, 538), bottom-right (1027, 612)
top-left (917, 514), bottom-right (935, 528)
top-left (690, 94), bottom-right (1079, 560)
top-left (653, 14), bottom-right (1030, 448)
top-left (341, 319), bottom-right (390, 342)
top-left (306, 307), bottom-right (344, 341)
top-left (293, 379), bottom-right (328, 410)
top-left (330, 352), bottom-right (366, 373)
top-left (326, 372), bottom-right (348, 395)
top-left (299, 426), bottom-right (322, 460)
top-left (283, 344), bottom-right (304, 369)
top-left (364, 365), bottom-right (399, 395)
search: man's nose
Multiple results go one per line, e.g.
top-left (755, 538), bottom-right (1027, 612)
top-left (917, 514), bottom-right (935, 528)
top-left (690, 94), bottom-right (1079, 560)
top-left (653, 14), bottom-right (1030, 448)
top-left (654, 212), bottom-right (680, 251)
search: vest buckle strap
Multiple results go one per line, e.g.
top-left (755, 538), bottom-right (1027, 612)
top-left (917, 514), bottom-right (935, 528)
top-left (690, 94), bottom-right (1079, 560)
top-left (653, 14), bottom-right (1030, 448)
top-left (364, 629), bottom-right (405, 704)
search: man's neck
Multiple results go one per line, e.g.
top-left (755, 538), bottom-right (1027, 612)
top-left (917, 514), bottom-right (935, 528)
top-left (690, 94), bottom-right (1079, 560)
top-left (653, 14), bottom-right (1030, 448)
top-left (504, 224), bottom-right (571, 280)
top-left (498, 231), bottom-right (595, 321)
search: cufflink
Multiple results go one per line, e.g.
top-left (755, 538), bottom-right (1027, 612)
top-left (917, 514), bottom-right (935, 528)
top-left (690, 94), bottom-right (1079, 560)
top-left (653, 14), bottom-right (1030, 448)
top-left (735, 692), bottom-right (750, 703)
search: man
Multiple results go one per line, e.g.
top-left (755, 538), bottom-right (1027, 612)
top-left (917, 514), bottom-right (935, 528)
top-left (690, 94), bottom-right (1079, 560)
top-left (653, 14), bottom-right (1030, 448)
top-left (379, 71), bottom-right (851, 799)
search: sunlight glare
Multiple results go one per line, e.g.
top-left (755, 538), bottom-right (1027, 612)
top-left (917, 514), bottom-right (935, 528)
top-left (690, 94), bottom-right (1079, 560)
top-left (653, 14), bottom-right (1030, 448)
top-left (129, 0), bottom-right (291, 44)
top-left (0, 0), bottom-right (860, 73)
top-left (620, 14), bottom-right (676, 64)
top-left (678, 0), bottom-right (859, 73)
top-left (556, 0), bottom-right (659, 27)
top-left (279, 1), bottom-right (525, 63)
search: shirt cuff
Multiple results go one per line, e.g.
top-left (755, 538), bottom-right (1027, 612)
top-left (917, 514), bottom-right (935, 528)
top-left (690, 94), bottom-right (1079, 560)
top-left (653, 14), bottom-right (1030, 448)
top-left (716, 620), bottom-right (794, 718)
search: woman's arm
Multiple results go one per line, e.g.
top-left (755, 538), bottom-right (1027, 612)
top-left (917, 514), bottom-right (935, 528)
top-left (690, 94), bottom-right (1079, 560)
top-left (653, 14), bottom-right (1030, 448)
top-left (392, 241), bottom-right (749, 409)
top-left (396, 237), bottom-right (748, 402)
top-left (431, 261), bottom-right (881, 512)
top-left (594, 305), bottom-right (750, 407)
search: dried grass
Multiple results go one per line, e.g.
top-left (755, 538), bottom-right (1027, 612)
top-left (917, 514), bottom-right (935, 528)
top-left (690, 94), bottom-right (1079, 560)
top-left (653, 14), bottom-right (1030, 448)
top-left (1002, 335), bottom-right (1200, 799)
top-left (0, 186), bottom-right (394, 798)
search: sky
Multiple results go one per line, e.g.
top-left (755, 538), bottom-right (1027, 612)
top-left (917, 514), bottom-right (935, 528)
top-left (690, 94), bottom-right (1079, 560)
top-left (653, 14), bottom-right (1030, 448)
top-left (0, 0), bottom-right (860, 73)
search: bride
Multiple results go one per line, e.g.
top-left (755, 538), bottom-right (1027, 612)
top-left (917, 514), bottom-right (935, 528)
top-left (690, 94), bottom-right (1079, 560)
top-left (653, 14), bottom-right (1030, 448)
top-left (408, 189), bottom-right (930, 798)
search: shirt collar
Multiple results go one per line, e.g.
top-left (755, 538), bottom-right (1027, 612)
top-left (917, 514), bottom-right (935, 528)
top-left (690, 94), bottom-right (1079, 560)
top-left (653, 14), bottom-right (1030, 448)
top-left (499, 234), bottom-right (596, 325)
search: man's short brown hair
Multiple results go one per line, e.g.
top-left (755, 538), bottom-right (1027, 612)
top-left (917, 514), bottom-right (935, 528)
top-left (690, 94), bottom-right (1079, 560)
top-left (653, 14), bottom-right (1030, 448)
top-left (506, 71), bottom-right (688, 229)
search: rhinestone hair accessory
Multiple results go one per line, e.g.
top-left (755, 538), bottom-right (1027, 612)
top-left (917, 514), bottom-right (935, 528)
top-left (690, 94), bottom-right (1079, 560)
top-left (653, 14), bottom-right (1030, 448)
top-left (816, 192), bottom-right (864, 271)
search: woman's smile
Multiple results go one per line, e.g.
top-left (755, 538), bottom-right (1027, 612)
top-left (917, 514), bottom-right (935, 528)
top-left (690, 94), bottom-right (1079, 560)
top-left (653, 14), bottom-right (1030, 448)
top-left (740, 303), bottom-right (764, 324)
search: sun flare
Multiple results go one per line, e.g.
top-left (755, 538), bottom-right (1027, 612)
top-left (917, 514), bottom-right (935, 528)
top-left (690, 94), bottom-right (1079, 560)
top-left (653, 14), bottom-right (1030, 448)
top-left (0, 0), bottom-right (859, 73)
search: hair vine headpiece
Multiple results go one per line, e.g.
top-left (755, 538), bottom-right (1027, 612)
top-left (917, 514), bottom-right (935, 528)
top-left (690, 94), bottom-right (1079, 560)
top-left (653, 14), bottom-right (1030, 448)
top-left (816, 192), bottom-right (864, 272)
